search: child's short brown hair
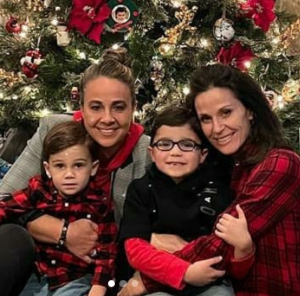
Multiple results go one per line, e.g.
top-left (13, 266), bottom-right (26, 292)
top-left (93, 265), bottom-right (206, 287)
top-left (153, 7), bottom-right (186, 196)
top-left (42, 121), bottom-right (98, 162)
top-left (150, 106), bottom-right (204, 146)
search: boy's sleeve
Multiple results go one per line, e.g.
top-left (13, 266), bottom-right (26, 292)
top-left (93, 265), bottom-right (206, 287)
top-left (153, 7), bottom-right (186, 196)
top-left (228, 244), bottom-right (255, 279)
top-left (92, 203), bottom-right (118, 287)
top-left (0, 182), bottom-right (36, 224)
top-left (125, 238), bottom-right (189, 290)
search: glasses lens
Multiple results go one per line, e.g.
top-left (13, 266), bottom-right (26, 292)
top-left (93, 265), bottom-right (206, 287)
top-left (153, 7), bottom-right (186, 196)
top-left (156, 140), bottom-right (173, 151)
top-left (178, 140), bottom-right (196, 151)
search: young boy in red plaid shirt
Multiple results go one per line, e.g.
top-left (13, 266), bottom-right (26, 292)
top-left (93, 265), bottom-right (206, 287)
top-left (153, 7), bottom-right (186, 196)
top-left (0, 121), bottom-right (117, 296)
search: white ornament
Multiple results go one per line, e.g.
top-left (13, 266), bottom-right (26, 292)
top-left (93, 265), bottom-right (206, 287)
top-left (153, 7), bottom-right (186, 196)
top-left (57, 25), bottom-right (71, 46)
top-left (213, 18), bottom-right (235, 42)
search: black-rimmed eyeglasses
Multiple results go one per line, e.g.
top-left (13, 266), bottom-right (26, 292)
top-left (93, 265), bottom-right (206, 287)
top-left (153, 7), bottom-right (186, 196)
top-left (152, 140), bottom-right (202, 152)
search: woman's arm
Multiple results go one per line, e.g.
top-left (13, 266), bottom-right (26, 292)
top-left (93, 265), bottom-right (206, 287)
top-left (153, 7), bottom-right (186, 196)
top-left (125, 238), bottom-right (225, 289)
top-left (142, 149), bottom-right (300, 292)
top-left (27, 215), bottom-right (98, 263)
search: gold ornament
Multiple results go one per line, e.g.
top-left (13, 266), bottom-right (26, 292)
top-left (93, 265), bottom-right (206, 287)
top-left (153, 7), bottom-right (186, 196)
top-left (159, 4), bottom-right (198, 53)
top-left (281, 78), bottom-right (300, 103)
top-left (158, 43), bottom-right (175, 56)
top-left (281, 18), bottom-right (300, 56)
top-left (0, 69), bottom-right (21, 87)
top-left (25, 0), bottom-right (45, 12)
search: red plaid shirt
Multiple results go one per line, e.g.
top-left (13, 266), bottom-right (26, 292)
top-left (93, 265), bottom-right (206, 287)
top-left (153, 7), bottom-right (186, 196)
top-left (142, 148), bottom-right (300, 296)
top-left (0, 175), bottom-right (118, 290)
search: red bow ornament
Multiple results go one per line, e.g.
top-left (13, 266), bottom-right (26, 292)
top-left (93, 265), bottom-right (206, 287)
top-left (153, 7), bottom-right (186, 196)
top-left (68, 0), bottom-right (111, 44)
top-left (240, 0), bottom-right (276, 32)
top-left (217, 41), bottom-right (256, 72)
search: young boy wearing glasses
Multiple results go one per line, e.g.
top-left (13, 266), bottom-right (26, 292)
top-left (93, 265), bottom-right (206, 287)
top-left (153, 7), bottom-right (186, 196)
top-left (119, 107), bottom-right (254, 296)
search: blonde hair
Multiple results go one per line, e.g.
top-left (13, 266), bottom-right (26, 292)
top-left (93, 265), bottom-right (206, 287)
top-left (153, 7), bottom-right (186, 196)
top-left (79, 47), bottom-right (135, 105)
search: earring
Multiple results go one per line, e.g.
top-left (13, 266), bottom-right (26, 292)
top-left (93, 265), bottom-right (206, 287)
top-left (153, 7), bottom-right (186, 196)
top-left (46, 172), bottom-right (51, 179)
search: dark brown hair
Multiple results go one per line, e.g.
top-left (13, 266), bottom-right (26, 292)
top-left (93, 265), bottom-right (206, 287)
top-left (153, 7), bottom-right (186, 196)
top-left (186, 63), bottom-right (287, 164)
top-left (42, 121), bottom-right (98, 162)
top-left (150, 106), bottom-right (203, 146)
top-left (79, 47), bottom-right (135, 105)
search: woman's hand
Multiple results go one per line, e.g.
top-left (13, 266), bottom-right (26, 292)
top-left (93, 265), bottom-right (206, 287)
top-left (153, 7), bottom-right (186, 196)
top-left (66, 219), bottom-right (98, 264)
top-left (87, 285), bottom-right (106, 296)
top-left (183, 256), bottom-right (225, 286)
top-left (150, 233), bottom-right (188, 253)
top-left (117, 273), bottom-right (147, 296)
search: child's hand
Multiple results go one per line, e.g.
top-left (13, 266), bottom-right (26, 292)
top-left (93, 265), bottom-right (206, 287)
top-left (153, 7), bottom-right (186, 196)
top-left (183, 257), bottom-right (225, 286)
top-left (215, 204), bottom-right (253, 259)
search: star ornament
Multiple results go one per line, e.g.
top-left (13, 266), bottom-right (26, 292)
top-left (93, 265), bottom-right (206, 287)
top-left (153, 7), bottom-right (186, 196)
top-left (68, 0), bottom-right (111, 44)
top-left (240, 0), bottom-right (276, 32)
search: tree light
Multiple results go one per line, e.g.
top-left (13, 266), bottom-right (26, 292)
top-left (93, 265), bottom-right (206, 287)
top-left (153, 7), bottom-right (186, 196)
top-left (183, 86), bottom-right (190, 95)
top-left (171, 0), bottom-right (183, 8)
top-left (24, 86), bottom-right (31, 94)
top-left (244, 61), bottom-right (251, 69)
top-left (161, 43), bottom-right (172, 53)
top-left (78, 52), bottom-right (86, 59)
top-left (21, 25), bottom-right (29, 32)
top-left (200, 38), bottom-right (209, 48)
top-left (272, 37), bottom-right (280, 45)
top-left (19, 32), bottom-right (27, 38)
top-left (40, 108), bottom-right (52, 117)
top-left (51, 18), bottom-right (58, 26)
top-left (112, 43), bottom-right (120, 50)
top-left (278, 101), bottom-right (285, 109)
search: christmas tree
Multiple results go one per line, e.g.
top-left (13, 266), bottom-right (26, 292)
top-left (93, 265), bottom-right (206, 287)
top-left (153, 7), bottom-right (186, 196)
top-left (0, 0), bottom-right (299, 150)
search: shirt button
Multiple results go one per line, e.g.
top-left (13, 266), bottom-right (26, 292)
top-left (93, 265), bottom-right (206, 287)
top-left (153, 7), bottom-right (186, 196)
top-left (87, 214), bottom-right (92, 219)
top-left (51, 260), bottom-right (56, 265)
top-left (148, 184), bottom-right (152, 188)
top-left (64, 202), bottom-right (69, 207)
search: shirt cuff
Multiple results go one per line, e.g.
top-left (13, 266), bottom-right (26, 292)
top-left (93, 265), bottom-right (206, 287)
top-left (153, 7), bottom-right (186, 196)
top-left (229, 244), bottom-right (255, 279)
top-left (163, 258), bottom-right (190, 290)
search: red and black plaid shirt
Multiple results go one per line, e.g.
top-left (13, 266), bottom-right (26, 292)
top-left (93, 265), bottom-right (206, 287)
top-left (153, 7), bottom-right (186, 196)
top-left (142, 148), bottom-right (300, 296)
top-left (0, 175), bottom-right (118, 290)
